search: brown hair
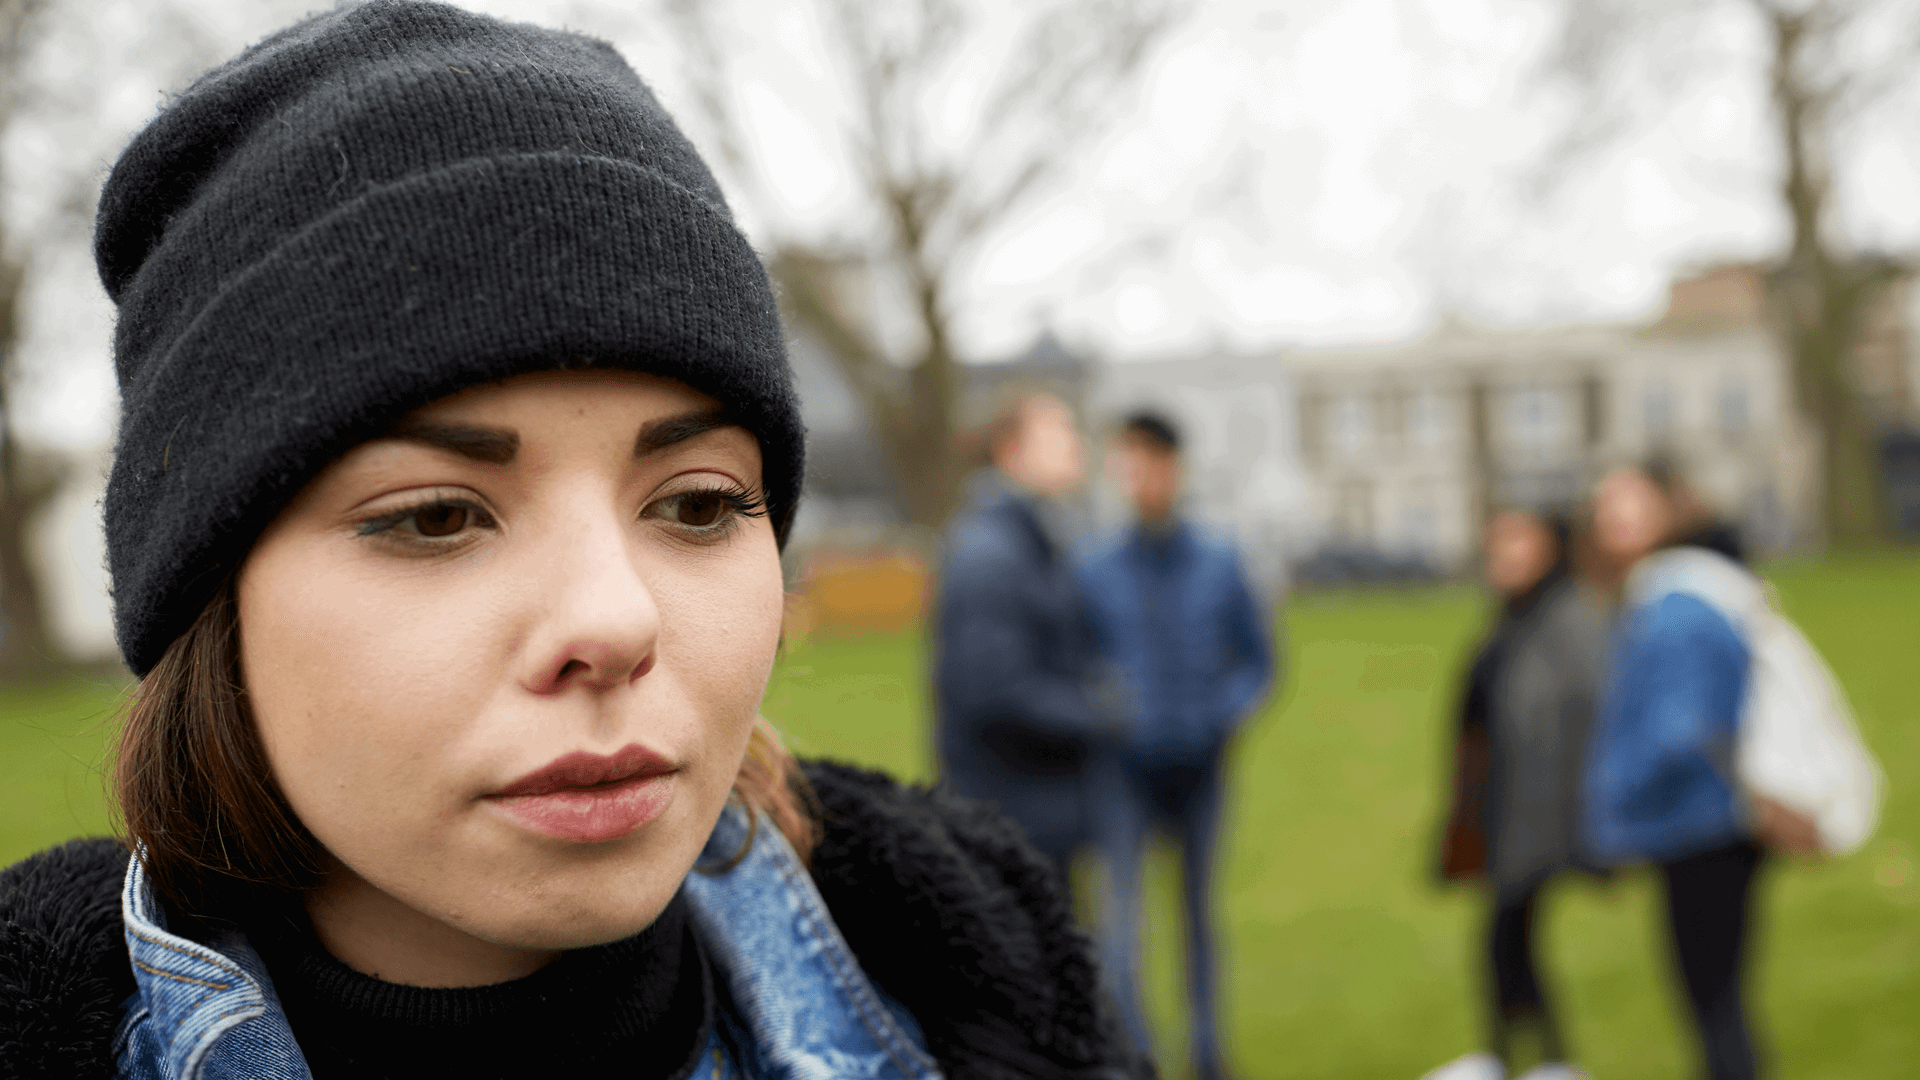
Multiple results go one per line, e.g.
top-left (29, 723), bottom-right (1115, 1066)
top-left (114, 580), bottom-right (818, 916)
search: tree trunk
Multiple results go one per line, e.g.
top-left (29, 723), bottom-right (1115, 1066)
top-left (0, 463), bottom-right (65, 679)
top-left (771, 248), bottom-right (971, 532)
top-left (894, 272), bottom-right (966, 530)
top-left (0, 256), bottom-right (69, 679)
top-left (1769, 260), bottom-right (1894, 547)
top-left (1763, 7), bottom-right (1892, 549)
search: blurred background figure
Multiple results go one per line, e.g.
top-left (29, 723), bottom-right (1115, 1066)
top-left (932, 391), bottom-right (1108, 885)
top-left (1584, 463), bottom-right (1769, 1080)
top-left (1429, 509), bottom-right (1607, 1080)
top-left (1080, 411), bottom-right (1275, 1080)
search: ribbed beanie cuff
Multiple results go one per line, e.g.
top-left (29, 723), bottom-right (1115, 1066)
top-left (95, 1), bottom-right (802, 676)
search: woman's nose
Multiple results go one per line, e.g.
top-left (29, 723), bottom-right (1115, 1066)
top-left (517, 512), bottom-right (661, 695)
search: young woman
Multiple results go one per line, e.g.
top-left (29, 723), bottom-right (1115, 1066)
top-left (1584, 463), bottom-right (1803, 1080)
top-left (0, 5), bottom-right (1135, 1079)
top-left (1430, 509), bottom-right (1607, 1080)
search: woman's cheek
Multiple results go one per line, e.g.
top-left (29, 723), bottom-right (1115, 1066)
top-left (668, 548), bottom-right (785, 706)
top-left (241, 541), bottom-right (499, 847)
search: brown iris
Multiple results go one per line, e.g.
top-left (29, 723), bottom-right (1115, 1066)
top-left (675, 493), bottom-right (727, 527)
top-left (413, 504), bottom-right (470, 537)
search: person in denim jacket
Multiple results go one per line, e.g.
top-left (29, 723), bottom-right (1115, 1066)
top-left (0, 7), bottom-right (1139, 1079)
top-left (1584, 462), bottom-right (1799, 1080)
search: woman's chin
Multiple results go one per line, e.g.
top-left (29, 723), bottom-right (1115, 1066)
top-left (455, 890), bottom-right (676, 952)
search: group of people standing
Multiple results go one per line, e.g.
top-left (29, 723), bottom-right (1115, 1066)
top-left (1435, 462), bottom-right (1839, 1080)
top-left (933, 391), bottom-right (1277, 1080)
top-left (925, 391), bottom-right (1858, 1080)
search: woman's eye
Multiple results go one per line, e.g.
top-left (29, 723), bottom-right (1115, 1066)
top-left (644, 484), bottom-right (765, 539)
top-left (359, 497), bottom-right (495, 543)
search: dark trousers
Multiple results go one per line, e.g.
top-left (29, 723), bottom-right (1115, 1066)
top-left (1094, 746), bottom-right (1229, 1079)
top-left (1660, 840), bottom-right (1765, 1080)
top-left (1486, 881), bottom-right (1568, 1065)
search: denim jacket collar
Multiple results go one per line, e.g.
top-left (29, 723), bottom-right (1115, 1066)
top-left (117, 805), bottom-right (941, 1080)
top-left (685, 805), bottom-right (941, 1080)
top-left (116, 854), bottom-right (310, 1079)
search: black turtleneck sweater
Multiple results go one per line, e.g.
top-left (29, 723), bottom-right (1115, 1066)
top-left (245, 890), bottom-right (713, 1080)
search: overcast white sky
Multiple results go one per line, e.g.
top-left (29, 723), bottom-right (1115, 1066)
top-left (12, 0), bottom-right (1920, 452)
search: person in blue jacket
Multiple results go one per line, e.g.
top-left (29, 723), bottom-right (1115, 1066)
top-left (1078, 411), bottom-right (1275, 1080)
top-left (933, 390), bottom-right (1114, 884)
top-left (1585, 462), bottom-right (1772, 1080)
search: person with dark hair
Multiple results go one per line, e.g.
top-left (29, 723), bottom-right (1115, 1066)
top-left (1581, 463), bottom-right (1791, 1080)
top-left (1077, 410), bottom-right (1275, 1080)
top-left (0, 8), bottom-right (1140, 1078)
top-left (1427, 509), bottom-right (1609, 1080)
top-left (934, 390), bottom-right (1113, 886)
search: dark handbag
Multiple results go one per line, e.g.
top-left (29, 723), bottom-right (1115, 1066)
top-left (1439, 726), bottom-right (1491, 880)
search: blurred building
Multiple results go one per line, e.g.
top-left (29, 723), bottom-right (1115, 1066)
top-left (1288, 267), bottom-right (1836, 572)
top-left (784, 329), bottom-right (905, 551)
top-left (964, 330), bottom-right (1095, 415)
top-left (786, 264), bottom-right (1920, 608)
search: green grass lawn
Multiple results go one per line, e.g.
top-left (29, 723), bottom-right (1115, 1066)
top-left (5, 554), bottom-right (1915, 1078)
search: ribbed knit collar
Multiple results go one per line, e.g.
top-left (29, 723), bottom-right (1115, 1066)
top-left (246, 889), bottom-right (713, 1080)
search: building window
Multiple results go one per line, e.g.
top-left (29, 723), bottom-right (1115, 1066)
top-left (1410, 390), bottom-right (1449, 449)
top-left (1398, 503), bottom-right (1438, 557)
top-left (1331, 395), bottom-right (1372, 458)
top-left (1506, 385), bottom-right (1567, 449)
top-left (1643, 381), bottom-right (1677, 439)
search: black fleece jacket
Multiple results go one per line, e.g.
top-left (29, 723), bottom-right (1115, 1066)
top-left (0, 761), bottom-right (1141, 1080)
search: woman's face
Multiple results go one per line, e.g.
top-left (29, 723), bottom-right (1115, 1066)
top-left (1484, 511), bottom-right (1556, 597)
top-left (238, 371), bottom-right (783, 984)
top-left (1593, 467), bottom-right (1674, 565)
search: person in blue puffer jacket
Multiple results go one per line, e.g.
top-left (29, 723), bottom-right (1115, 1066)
top-left (1078, 411), bottom-right (1276, 1080)
top-left (1585, 461), bottom-right (1771, 1080)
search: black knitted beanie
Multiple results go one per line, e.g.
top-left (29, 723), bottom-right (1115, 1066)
top-left (95, 0), bottom-right (802, 677)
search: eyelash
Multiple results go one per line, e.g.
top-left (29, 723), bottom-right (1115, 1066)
top-left (353, 483), bottom-right (769, 550)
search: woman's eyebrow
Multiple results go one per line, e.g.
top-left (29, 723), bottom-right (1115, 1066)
top-left (388, 421), bottom-right (519, 464)
top-left (634, 409), bottom-right (731, 455)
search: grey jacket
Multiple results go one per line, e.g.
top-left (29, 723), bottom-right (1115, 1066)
top-left (1485, 577), bottom-right (1610, 897)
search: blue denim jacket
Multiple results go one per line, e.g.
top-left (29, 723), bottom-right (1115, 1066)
top-left (1584, 548), bottom-right (1755, 863)
top-left (113, 805), bottom-right (942, 1080)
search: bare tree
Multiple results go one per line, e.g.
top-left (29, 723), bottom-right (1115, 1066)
top-left (0, 0), bottom-right (58, 679)
top-left (1544, 0), bottom-right (1920, 547)
top-left (0, 1), bottom-right (297, 677)
top-left (1755, 0), bottom-right (1908, 546)
top-left (664, 0), bottom-right (1177, 529)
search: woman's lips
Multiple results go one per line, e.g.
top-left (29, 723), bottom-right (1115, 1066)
top-left (484, 744), bottom-right (677, 843)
